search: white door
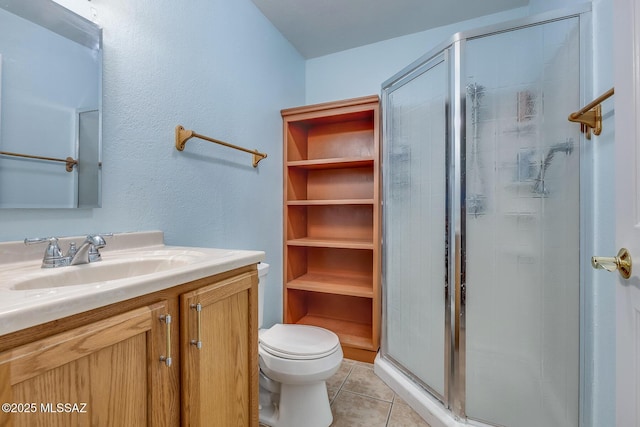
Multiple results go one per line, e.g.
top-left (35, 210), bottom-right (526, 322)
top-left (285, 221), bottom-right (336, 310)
top-left (614, 0), bottom-right (640, 425)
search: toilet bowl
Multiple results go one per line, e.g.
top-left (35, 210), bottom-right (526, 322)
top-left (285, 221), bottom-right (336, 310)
top-left (257, 263), bottom-right (343, 427)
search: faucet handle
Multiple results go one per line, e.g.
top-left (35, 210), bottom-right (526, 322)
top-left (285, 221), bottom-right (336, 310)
top-left (24, 237), bottom-right (68, 268)
top-left (88, 233), bottom-right (113, 245)
top-left (86, 234), bottom-right (107, 247)
top-left (86, 233), bottom-right (112, 262)
top-left (24, 236), bottom-right (56, 245)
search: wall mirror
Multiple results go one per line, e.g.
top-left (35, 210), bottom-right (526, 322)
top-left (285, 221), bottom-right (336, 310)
top-left (0, 0), bottom-right (102, 208)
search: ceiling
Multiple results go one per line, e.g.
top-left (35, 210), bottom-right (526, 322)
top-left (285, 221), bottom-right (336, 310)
top-left (251, 0), bottom-right (529, 58)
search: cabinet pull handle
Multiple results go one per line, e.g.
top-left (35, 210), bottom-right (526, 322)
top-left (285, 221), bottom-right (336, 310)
top-left (190, 303), bottom-right (202, 349)
top-left (159, 314), bottom-right (172, 367)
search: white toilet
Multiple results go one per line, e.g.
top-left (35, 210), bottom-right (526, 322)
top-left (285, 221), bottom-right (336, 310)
top-left (257, 263), bottom-right (343, 427)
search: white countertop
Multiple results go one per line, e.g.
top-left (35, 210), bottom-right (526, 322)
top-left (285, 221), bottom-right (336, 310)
top-left (0, 231), bottom-right (265, 335)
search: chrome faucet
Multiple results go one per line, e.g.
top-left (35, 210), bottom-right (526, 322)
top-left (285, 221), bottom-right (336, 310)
top-left (25, 234), bottom-right (110, 268)
top-left (69, 235), bottom-right (108, 265)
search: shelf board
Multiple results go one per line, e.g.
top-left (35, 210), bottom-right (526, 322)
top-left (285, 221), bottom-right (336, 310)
top-left (287, 273), bottom-right (373, 298)
top-left (287, 237), bottom-right (373, 250)
top-left (294, 315), bottom-right (374, 350)
top-left (287, 157), bottom-right (374, 169)
top-left (287, 199), bottom-right (374, 206)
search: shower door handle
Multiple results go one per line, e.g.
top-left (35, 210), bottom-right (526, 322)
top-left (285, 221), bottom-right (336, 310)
top-left (591, 248), bottom-right (632, 279)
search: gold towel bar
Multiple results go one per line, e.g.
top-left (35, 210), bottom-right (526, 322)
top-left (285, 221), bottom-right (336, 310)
top-left (568, 87), bottom-right (614, 139)
top-left (175, 125), bottom-right (267, 168)
top-left (0, 150), bottom-right (77, 172)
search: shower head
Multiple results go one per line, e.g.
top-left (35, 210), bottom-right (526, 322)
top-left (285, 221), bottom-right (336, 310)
top-left (532, 138), bottom-right (575, 196)
top-left (548, 139), bottom-right (574, 157)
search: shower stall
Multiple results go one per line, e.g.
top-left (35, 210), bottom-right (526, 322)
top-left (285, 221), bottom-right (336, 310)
top-left (377, 6), bottom-right (589, 427)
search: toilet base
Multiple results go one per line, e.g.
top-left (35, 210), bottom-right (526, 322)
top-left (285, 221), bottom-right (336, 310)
top-left (259, 381), bottom-right (333, 427)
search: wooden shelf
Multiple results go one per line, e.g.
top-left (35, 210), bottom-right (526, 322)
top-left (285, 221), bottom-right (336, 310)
top-left (287, 237), bottom-right (373, 250)
top-left (294, 315), bottom-right (373, 350)
top-left (287, 157), bottom-right (374, 169)
top-left (287, 199), bottom-right (374, 206)
top-left (287, 167), bottom-right (374, 201)
top-left (286, 272), bottom-right (373, 298)
top-left (282, 95), bottom-right (380, 363)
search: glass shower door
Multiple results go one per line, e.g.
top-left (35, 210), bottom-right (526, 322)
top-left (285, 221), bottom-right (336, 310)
top-left (382, 55), bottom-right (447, 399)
top-left (381, 8), bottom-right (587, 427)
top-left (464, 17), bottom-right (581, 427)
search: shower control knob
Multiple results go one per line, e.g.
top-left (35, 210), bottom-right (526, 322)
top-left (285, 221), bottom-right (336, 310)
top-left (591, 248), bottom-right (632, 279)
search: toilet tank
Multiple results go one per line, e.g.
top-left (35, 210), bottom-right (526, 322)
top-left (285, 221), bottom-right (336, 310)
top-left (257, 263), bottom-right (269, 328)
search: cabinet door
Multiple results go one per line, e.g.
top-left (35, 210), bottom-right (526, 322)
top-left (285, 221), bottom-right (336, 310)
top-left (181, 271), bottom-right (258, 427)
top-left (0, 301), bottom-right (172, 427)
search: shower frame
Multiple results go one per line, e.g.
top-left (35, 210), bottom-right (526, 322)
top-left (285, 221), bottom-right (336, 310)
top-left (380, 4), bottom-right (593, 424)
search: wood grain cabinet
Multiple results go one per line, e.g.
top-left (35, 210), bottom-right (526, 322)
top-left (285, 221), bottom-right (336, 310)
top-left (0, 301), bottom-right (171, 427)
top-left (0, 266), bottom-right (259, 427)
top-left (281, 95), bottom-right (381, 363)
top-left (180, 271), bottom-right (258, 427)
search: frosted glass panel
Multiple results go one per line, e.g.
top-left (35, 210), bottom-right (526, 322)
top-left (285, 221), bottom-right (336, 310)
top-left (383, 59), bottom-right (446, 396)
top-left (464, 18), bottom-right (581, 427)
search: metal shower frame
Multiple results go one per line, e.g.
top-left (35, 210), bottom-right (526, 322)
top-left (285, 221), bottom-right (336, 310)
top-left (380, 3), bottom-right (593, 424)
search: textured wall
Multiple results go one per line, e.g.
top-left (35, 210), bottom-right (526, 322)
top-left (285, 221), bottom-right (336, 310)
top-left (305, 7), bottom-right (529, 105)
top-left (0, 0), bottom-right (305, 328)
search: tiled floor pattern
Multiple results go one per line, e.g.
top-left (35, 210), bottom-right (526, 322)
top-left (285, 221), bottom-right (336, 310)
top-left (327, 359), bottom-right (430, 427)
top-left (261, 358), bottom-right (431, 427)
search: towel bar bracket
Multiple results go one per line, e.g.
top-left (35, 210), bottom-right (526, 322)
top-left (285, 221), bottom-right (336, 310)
top-left (568, 104), bottom-right (602, 139)
top-left (567, 87), bottom-right (613, 140)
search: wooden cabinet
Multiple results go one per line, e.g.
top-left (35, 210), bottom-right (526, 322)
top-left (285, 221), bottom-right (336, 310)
top-left (0, 266), bottom-right (259, 427)
top-left (180, 272), bottom-right (258, 427)
top-left (281, 95), bottom-right (380, 363)
top-left (0, 301), bottom-right (171, 427)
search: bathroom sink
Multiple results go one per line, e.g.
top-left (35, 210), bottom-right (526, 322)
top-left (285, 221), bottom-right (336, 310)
top-left (0, 231), bottom-right (265, 336)
top-left (8, 249), bottom-right (229, 290)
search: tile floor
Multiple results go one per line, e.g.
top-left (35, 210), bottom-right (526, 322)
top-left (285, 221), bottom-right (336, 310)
top-left (261, 358), bottom-right (431, 427)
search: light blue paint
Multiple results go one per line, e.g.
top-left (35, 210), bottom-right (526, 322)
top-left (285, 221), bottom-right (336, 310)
top-left (529, 0), bottom-right (587, 14)
top-left (0, 0), bottom-right (305, 329)
top-left (305, 7), bottom-right (529, 105)
top-left (583, 0), bottom-right (616, 425)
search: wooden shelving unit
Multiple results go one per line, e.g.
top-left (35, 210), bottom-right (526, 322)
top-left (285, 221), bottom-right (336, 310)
top-left (281, 95), bottom-right (380, 363)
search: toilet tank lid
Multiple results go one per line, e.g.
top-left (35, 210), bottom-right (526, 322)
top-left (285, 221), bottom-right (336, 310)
top-left (257, 262), bottom-right (269, 277)
top-left (259, 324), bottom-right (340, 358)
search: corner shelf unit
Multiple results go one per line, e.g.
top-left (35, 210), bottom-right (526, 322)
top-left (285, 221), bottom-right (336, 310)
top-left (281, 95), bottom-right (380, 363)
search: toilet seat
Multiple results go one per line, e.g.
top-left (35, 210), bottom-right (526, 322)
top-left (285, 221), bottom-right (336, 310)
top-left (259, 324), bottom-right (340, 360)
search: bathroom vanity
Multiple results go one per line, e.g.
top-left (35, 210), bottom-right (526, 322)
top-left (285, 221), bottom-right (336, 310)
top-left (0, 231), bottom-right (264, 426)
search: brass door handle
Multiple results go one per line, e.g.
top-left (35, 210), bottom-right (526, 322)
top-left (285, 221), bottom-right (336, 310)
top-left (591, 248), bottom-right (632, 279)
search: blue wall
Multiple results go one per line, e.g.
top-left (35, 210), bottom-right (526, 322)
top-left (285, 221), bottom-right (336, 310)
top-left (0, 0), bottom-right (305, 328)
top-left (305, 7), bottom-right (529, 104)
